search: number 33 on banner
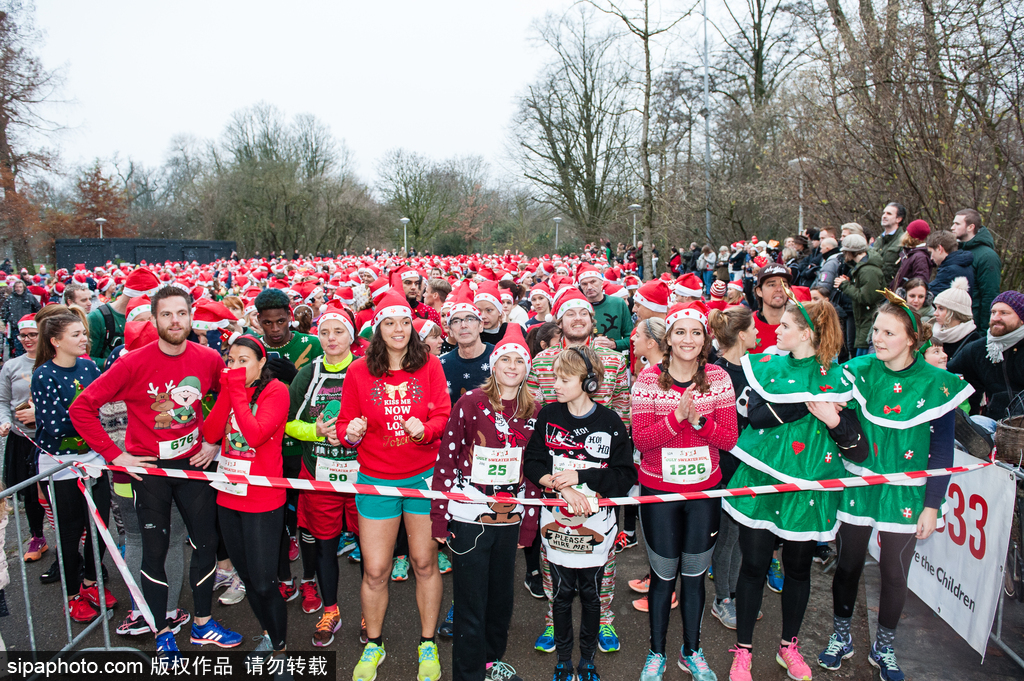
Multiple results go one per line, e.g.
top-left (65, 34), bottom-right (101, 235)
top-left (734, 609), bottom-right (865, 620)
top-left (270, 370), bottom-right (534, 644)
top-left (935, 482), bottom-right (988, 560)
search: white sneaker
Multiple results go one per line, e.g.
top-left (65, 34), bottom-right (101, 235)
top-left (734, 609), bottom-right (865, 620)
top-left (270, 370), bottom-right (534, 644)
top-left (218, 573), bottom-right (246, 605)
top-left (213, 567), bottom-right (235, 591)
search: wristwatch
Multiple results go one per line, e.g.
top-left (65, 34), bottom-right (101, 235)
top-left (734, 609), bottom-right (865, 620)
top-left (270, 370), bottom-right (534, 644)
top-left (693, 416), bottom-right (707, 430)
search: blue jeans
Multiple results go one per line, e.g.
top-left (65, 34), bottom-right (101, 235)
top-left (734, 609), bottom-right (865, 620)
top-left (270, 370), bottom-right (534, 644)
top-left (855, 348), bottom-right (873, 357)
top-left (638, 265), bottom-right (644, 280)
top-left (971, 415), bottom-right (998, 436)
top-left (703, 271), bottom-right (715, 294)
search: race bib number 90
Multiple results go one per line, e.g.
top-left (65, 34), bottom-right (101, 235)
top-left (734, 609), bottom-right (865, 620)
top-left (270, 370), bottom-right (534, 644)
top-left (158, 429), bottom-right (200, 460)
top-left (315, 458), bottom-right (359, 483)
top-left (470, 446), bottom-right (522, 486)
top-left (662, 446), bottom-right (712, 485)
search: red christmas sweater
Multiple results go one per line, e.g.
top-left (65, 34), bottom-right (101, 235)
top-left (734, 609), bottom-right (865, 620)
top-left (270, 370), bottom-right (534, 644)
top-left (336, 355), bottom-right (452, 480)
top-left (630, 364), bottom-right (738, 493)
top-left (70, 341), bottom-right (224, 466)
top-left (752, 312), bottom-right (780, 354)
top-left (202, 368), bottom-right (289, 513)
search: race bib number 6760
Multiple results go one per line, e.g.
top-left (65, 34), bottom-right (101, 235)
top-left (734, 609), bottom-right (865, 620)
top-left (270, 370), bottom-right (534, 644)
top-left (158, 428), bottom-right (199, 459)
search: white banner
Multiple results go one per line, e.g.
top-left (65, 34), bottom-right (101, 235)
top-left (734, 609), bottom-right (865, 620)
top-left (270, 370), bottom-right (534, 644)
top-left (869, 450), bottom-right (1015, 659)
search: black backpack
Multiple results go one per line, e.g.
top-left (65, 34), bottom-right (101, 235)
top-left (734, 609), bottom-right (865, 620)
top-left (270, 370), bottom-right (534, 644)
top-left (98, 304), bottom-right (123, 355)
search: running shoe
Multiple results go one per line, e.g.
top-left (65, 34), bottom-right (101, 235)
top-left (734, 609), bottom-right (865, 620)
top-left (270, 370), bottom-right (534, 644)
top-left (117, 611), bottom-right (148, 636)
top-left (417, 640), bottom-right (441, 681)
top-left (597, 624), bottom-right (619, 653)
top-left (818, 633), bottom-right (854, 670)
top-left (485, 661), bottom-right (524, 681)
top-left (23, 536), bottom-right (47, 563)
top-left (437, 603), bottom-right (454, 637)
top-left (40, 558), bottom-right (61, 584)
top-left (640, 651), bottom-right (667, 681)
top-left (612, 531), bottom-right (637, 554)
top-left (391, 555), bottom-right (410, 581)
top-left (353, 642), bottom-right (386, 681)
top-left (813, 543), bottom-right (834, 566)
top-left (349, 545), bottom-right (362, 563)
top-left (156, 631), bottom-right (182, 667)
top-left (190, 618), bottom-right (243, 647)
top-left (359, 617), bottom-right (368, 645)
top-left (337, 532), bottom-right (357, 556)
top-left (678, 648), bottom-right (717, 681)
top-left (168, 608), bottom-right (191, 634)
top-left (551, 660), bottom-right (574, 681)
top-left (577, 659), bottom-right (601, 681)
top-left (312, 609), bottom-right (341, 647)
top-left (629, 574), bottom-right (650, 593)
top-left (213, 567), bottom-right (236, 591)
top-left (632, 592), bottom-right (678, 612)
top-left (728, 646), bottom-right (753, 681)
top-left (300, 579), bottom-right (322, 614)
top-left (707, 564), bottom-right (714, 581)
top-left (711, 598), bottom-right (737, 630)
top-left (868, 643), bottom-right (905, 681)
top-left (67, 594), bottom-right (98, 623)
top-left (767, 557), bottom-right (785, 593)
top-left (535, 625), bottom-right (556, 653)
top-left (279, 577), bottom-right (299, 602)
top-left (776, 638), bottom-right (812, 680)
top-left (438, 552), bottom-right (452, 575)
top-left (253, 634), bottom-right (274, 652)
top-left (524, 570), bottom-right (545, 599)
top-left (219, 573), bottom-right (246, 605)
top-left (288, 535), bottom-right (300, 562)
top-left (80, 582), bottom-right (118, 609)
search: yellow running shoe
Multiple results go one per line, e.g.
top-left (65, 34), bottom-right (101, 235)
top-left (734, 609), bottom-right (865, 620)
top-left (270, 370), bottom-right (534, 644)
top-left (352, 642), bottom-right (386, 681)
top-left (417, 640), bottom-right (441, 681)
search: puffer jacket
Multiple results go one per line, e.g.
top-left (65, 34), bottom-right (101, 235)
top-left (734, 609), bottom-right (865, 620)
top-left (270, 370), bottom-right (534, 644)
top-left (929, 249), bottom-right (974, 298)
top-left (839, 251), bottom-right (886, 349)
top-left (960, 226), bottom-right (1002, 330)
top-left (891, 245), bottom-right (932, 289)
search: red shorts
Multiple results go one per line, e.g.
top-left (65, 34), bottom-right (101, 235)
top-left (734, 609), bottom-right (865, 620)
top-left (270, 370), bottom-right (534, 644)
top-left (297, 463), bottom-right (359, 540)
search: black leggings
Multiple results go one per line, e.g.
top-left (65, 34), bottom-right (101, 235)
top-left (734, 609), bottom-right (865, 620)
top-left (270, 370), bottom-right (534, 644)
top-left (551, 562), bottom-right (602, 662)
top-left (41, 473), bottom-right (111, 596)
top-left (133, 475), bottom-right (219, 627)
top-left (220, 505), bottom-right (287, 650)
top-left (639, 488), bottom-right (720, 655)
top-left (833, 523), bottom-right (916, 630)
top-left (735, 526), bottom-right (815, 646)
top-left (310, 534), bottom-right (341, 608)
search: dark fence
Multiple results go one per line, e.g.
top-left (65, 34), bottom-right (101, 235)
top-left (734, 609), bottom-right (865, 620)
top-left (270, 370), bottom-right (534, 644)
top-left (55, 238), bottom-right (237, 270)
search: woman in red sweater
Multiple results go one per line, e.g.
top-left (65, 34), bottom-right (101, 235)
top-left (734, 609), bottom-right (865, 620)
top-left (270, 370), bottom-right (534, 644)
top-left (336, 289), bottom-right (451, 681)
top-left (203, 335), bottom-right (289, 653)
top-left (630, 301), bottom-right (738, 680)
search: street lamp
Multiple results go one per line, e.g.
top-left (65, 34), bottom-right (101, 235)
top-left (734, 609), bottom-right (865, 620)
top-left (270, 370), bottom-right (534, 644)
top-left (788, 158), bottom-right (812, 233)
top-left (553, 217), bottom-right (562, 252)
top-left (628, 204), bottom-right (641, 246)
top-left (94, 217), bottom-right (107, 240)
top-left (400, 217), bottom-right (410, 255)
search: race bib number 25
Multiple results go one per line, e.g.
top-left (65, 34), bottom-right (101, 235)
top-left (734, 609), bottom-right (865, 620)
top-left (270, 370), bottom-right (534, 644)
top-left (158, 428), bottom-right (200, 460)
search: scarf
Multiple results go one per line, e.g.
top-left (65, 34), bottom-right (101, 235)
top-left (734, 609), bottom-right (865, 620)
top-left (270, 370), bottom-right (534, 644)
top-left (932, 319), bottom-right (976, 345)
top-left (986, 323), bottom-right (1024, 364)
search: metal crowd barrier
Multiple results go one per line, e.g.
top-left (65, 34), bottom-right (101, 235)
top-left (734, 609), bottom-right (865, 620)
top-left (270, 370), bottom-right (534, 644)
top-left (990, 460), bottom-right (1024, 671)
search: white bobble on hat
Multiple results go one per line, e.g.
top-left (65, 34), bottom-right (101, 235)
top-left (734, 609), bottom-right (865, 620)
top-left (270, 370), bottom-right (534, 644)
top-left (932, 277), bottom-right (973, 318)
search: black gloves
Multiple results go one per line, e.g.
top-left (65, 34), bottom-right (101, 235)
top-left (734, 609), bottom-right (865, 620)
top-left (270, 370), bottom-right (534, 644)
top-left (268, 357), bottom-right (298, 383)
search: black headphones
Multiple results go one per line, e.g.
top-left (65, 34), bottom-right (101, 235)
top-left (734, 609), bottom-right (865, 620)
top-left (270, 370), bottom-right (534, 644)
top-left (571, 347), bottom-right (599, 395)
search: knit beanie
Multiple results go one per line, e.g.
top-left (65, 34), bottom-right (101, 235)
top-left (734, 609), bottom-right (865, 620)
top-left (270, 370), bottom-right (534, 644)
top-left (932, 277), bottom-right (973, 318)
top-left (709, 279), bottom-right (727, 299)
top-left (992, 290), bottom-right (1024, 322)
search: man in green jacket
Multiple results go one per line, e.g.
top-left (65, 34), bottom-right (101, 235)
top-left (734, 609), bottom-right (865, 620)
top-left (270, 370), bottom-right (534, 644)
top-left (577, 265), bottom-right (633, 352)
top-left (836, 234), bottom-right (886, 355)
top-left (872, 201), bottom-right (907, 283)
top-left (952, 208), bottom-right (1002, 330)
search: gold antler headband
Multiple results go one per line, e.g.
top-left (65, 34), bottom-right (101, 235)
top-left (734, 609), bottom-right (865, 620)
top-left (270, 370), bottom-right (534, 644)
top-left (876, 288), bottom-right (919, 332)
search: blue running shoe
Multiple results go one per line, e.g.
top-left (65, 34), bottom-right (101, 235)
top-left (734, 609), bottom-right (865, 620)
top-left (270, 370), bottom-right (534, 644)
top-left (535, 625), bottom-right (556, 653)
top-left (156, 631), bottom-right (182, 667)
top-left (868, 643), bottom-right (905, 681)
top-left (767, 557), bottom-right (784, 593)
top-left (349, 544), bottom-right (362, 563)
top-left (551, 661), bottom-right (574, 681)
top-left (678, 648), bottom-right (717, 681)
top-left (707, 564), bottom-right (714, 581)
top-left (190, 618), bottom-right (243, 648)
top-left (437, 603), bottom-right (454, 637)
top-left (577, 659), bottom-right (601, 681)
top-left (818, 633), bottom-right (855, 670)
top-left (337, 532), bottom-right (357, 556)
top-left (597, 624), bottom-right (619, 653)
top-left (640, 651), bottom-right (666, 681)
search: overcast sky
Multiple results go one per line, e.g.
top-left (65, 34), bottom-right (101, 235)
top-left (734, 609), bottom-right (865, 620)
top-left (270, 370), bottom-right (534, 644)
top-left (33, 0), bottom-right (582, 184)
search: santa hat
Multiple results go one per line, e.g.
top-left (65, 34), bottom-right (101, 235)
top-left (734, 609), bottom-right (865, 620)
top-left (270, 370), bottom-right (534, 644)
top-left (293, 281), bottom-right (323, 304)
top-left (192, 299), bottom-right (238, 331)
top-left (335, 285), bottom-right (355, 306)
top-left (448, 287), bottom-right (481, 320)
top-left (673, 273), bottom-right (704, 298)
top-left (576, 265), bottom-right (603, 284)
top-left (605, 283), bottom-right (629, 300)
top-left (372, 289), bottom-right (413, 330)
top-left (790, 285), bottom-right (812, 302)
top-left (633, 280), bottom-right (670, 314)
top-left (622, 275), bottom-right (641, 291)
top-left (413, 318), bottom-right (439, 342)
top-left (123, 267), bottom-right (160, 298)
top-left (124, 320), bottom-right (159, 352)
top-left (665, 301), bottom-right (709, 331)
top-left (474, 281), bottom-right (502, 311)
top-left (17, 314), bottom-right (36, 331)
top-left (126, 296), bottom-right (151, 322)
top-left (368, 277), bottom-right (391, 302)
top-left (499, 288), bottom-right (513, 304)
top-left (489, 322), bottom-right (532, 371)
top-left (555, 289), bottom-right (594, 319)
top-left (318, 299), bottom-right (355, 339)
top-left (529, 282), bottom-right (554, 305)
top-left (727, 280), bottom-right (743, 293)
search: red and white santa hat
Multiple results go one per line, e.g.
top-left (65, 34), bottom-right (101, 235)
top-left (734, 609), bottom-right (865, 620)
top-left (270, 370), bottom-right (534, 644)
top-left (605, 282), bottom-right (629, 300)
top-left (335, 285), bottom-right (355, 306)
top-left (123, 267), bottom-right (160, 298)
top-left (673, 273), bottom-right (704, 298)
top-left (126, 296), bottom-right (151, 322)
top-left (474, 281), bottom-right (502, 311)
top-left (529, 282), bottom-right (554, 305)
top-left (576, 265), bottom-right (603, 284)
top-left (413, 318), bottom-right (439, 342)
top-left (489, 321), bottom-right (532, 371)
top-left (727, 280), bottom-right (744, 293)
top-left (633, 279), bottom-right (669, 314)
top-left (192, 299), bottom-right (238, 331)
top-left (368, 276), bottom-right (391, 302)
top-left (17, 313), bottom-right (36, 331)
top-left (448, 286), bottom-right (481, 320)
top-left (554, 289), bottom-right (594, 319)
top-left (622, 275), bottom-right (641, 291)
top-left (372, 289), bottom-right (413, 330)
top-left (318, 299), bottom-right (354, 339)
top-left (665, 300), bottom-right (709, 331)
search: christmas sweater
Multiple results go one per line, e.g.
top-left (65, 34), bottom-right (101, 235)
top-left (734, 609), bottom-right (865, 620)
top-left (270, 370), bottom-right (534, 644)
top-left (837, 355), bottom-right (973, 533)
top-left (751, 312), bottom-right (779, 354)
top-left (69, 341), bottom-right (224, 467)
top-left (527, 338), bottom-right (631, 428)
top-left (260, 332), bottom-right (323, 456)
top-left (202, 369), bottom-right (289, 513)
top-left (286, 355), bottom-right (358, 480)
top-left (524, 401), bottom-right (636, 568)
top-left (336, 355), bottom-right (452, 480)
top-left (32, 359), bottom-right (104, 480)
top-left (439, 343), bottom-right (493, 406)
top-left (591, 294), bottom-right (633, 352)
top-left (412, 301), bottom-right (442, 326)
top-left (631, 364), bottom-right (738, 493)
top-left (430, 389), bottom-right (541, 545)
top-left (723, 353), bottom-right (864, 541)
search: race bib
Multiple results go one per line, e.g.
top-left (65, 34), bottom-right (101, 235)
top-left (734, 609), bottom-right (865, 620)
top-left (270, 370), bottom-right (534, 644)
top-left (157, 428), bottom-right (200, 460)
top-left (211, 456), bottom-right (251, 496)
top-left (662, 446), bottom-right (712, 485)
top-left (470, 446), bottom-right (522, 486)
top-left (552, 456), bottom-right (600, 512)
top-left (315, 457), bottom-right (359, 483)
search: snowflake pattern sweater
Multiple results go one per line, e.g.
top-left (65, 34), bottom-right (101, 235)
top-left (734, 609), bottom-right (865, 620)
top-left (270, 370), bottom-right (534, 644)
top-left (630, 363), bottom-right (738, 493)
top-left (439, 343), bottom-right (493, 406)
top-left (32, 359), bottom-right (104, 480)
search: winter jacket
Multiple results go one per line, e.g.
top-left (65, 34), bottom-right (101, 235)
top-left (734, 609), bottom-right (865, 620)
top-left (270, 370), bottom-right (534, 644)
top-left (960, 227), bottom-right (1002, 330)
top-left (0, 289), bottom-right (41, 329)
top-left (817, 251), bottom-right (843, 290)
top-left (838, 251), bottom-right (886, 349)
top-left (948, 335), bottom-right (1024, 420)
top-left (891, 245), bottom-right (932, 289)
top-left (872, 227), bottom-right (905, 284)
top-left (929, 250), bottom-right (975, 299)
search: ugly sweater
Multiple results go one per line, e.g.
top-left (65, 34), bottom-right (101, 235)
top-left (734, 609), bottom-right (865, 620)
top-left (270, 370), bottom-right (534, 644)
top-left (32, 359), bottom-right (104, 480)
top-left (591, 294), bottom-right (633, 352)
top-left (527, 338), bottom-right (631, 428)
top-left (286, 355), bottom-right (358, 478)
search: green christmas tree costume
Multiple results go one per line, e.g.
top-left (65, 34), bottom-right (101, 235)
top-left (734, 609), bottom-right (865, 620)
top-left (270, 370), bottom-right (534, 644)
top-left (836, 354), bottom-right (972, 533)
top-left (723, 353), bottom-right (854, 541)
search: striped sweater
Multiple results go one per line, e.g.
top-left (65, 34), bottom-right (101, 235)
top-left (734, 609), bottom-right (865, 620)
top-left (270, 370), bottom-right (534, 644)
top-left (526, 338), bottom-right (631, 428)
top-left (631, 363), bottom-right (738, 493)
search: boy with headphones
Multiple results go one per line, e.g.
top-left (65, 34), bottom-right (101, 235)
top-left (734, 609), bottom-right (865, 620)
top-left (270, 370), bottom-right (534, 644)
top-left (524, 346), bottom-right (637, 681)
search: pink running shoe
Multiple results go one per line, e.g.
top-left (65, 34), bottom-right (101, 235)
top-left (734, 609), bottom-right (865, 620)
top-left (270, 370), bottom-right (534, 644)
top-left (729, 646), bottom-right (753, 681)
top-left (777, 638), bottom-right (812, 680)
